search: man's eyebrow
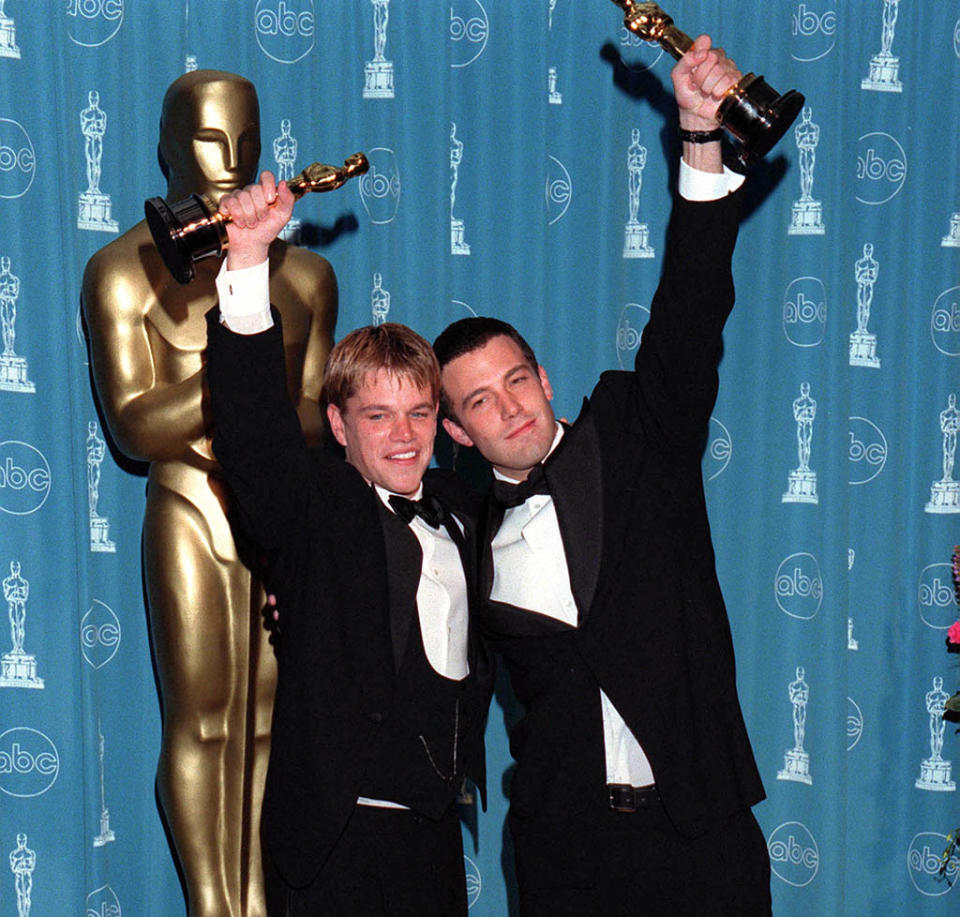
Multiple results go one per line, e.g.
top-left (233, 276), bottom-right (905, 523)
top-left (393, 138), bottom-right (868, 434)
top-left (459, 364), bottom-right (532, 407)
top-left (355, 400), bottom-right (435, 412)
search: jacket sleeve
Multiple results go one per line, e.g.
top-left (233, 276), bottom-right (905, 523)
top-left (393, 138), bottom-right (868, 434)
top-left (620, 188), bottom-right (743, 449)
top-left (205, 306), bottom-right (329, 553)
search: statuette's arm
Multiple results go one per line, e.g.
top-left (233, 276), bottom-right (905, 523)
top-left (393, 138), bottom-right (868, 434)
top-left (81, 262), bottom-right (207, 462)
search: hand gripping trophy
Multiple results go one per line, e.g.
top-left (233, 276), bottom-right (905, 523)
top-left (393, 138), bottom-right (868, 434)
top-left (81, 70), bottom-right (341, 917)
top-left (608, 1), bottom-right (804, 164)
top-left (146, 150), bottom-right (367, 285)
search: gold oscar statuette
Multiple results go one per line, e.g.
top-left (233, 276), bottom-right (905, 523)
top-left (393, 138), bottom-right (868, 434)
top-left (610, 1), bottom-right (804, 164)
top-left (145, 152), bottom-right (369, 284)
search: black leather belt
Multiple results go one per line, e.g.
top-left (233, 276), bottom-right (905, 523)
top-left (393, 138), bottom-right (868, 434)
top-left (607, 783), bottom-right (660, 813)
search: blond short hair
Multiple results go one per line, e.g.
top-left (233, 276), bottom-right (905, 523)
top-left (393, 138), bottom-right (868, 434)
top-left (320, 323), bottom-right (440, 412)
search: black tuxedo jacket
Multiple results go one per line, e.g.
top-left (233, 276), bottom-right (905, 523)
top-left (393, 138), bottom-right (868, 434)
top-left (482, 190), bottom-right (765, 875)
top-left (205, 310), bottom-right (490, 890)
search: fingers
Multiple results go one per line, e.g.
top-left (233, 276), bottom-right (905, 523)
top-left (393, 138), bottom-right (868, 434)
top-left (684, 35), bottom-right (741, 101)
top-left (219, 171), bottom-right (280, 229)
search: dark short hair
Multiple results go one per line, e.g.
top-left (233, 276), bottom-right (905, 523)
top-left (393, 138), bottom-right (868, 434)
top-left (433, 317), bottom-right (538, 420)
top-left (321, 322), bottom-right (440, 413)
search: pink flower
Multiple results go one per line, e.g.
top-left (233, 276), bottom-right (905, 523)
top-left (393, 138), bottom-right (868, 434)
top-left (948, 620), bottom-right (960, 646)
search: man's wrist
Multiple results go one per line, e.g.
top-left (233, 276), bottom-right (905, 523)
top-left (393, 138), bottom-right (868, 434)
top-left (678, 111), bottom-right (721, 133)
top-left (226, 244), bottom-right (271, 271)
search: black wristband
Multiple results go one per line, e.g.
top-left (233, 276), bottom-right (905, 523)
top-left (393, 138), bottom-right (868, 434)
top-left (678, 127), bottom-right (724, 144)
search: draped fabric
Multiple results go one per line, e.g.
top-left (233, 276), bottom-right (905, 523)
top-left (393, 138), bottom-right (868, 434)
top-left (1, 2), bottom-right (959, 913)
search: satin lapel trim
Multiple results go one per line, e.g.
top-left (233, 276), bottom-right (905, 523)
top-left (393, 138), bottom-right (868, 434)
top-left (543, 402), bottom-right (603, 624)
top-left (376, 500), bottom-right (423, 673)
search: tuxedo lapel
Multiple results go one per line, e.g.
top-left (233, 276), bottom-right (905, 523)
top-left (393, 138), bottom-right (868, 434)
top-left (543, 402), bottom-right (603, 624)
top-left (376, 499), bottom-right (423, 672)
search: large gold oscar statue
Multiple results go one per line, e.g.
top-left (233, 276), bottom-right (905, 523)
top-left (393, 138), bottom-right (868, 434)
top-left (81, 71), bottom-right (337, 917)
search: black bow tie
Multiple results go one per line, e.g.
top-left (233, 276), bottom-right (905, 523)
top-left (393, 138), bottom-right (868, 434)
top-left (491, 465), bottom-right (551, 509)
top-left (388, 493), bottom-right (446, 529)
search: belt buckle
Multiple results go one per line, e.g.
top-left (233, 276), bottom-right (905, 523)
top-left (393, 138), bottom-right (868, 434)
top-left (607, 783), bottom-right (636, 813)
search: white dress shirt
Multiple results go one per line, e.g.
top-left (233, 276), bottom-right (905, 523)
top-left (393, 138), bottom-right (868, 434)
top-left (491, 425), bottom-right (656, 788)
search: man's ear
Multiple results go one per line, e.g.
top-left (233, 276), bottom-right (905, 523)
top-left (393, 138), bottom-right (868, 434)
top-left (327, 403), bottom-right (348, 447)
top-left (442, 416), bottom-right (475, 448)
top-left (538, 365), bottom-right (554, 401)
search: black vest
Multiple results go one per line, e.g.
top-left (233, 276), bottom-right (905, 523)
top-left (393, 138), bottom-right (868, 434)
top-left (360, 503), bottom-right (469, 819)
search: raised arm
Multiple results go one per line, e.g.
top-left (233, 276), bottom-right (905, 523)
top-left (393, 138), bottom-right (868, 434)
top-left (625, 36), bottom-right (744, 445)
top-left (206, 172), bottom-right (332, 551)
top-left (81, 240), bottom-right (209, 463)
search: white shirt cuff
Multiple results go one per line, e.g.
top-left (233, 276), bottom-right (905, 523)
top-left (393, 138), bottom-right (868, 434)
top-left (215, 258), bottom-right (274, 334)
top-left (679, 159), bottom-right (745, 202)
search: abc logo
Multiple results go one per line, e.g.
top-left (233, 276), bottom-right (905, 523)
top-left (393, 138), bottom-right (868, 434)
top-left (768, 822), bottom-right (819, 887)
top-left (0, 727), bottom-right (60, 798)
top-left (0, 119), bottom-right (36, 200)
top-left (615, 303), bottom-right (650, 369)
top-left (0, 441), bottom-right (52, 516)
top-left (856, 132), bottom-right (907, 206)
top-left (954, 19), bottom-right (960, 60)
top-left (782, 277), bottom-right (827, 347)
top-left (66, 0), bottom-right (123, 48)
top-left (775, 553), bottom-right (823, 620)
top-left (358, 148), bottom-right (402, 225)
top-left (80, 600), bottom-right (121, 670)
top-left (449, 0), bottom-right (489, 68)
top-left (930, 287), bottom-right (960, 357)
top-left (86, 883), bottom-right (122, 917)
top-left (847, 696), bottom-right (863, 751)
top-left (848, 416), bottom-right (887, 485)
top-left (907, 833), bottom-right (959, 896)
top-left (255, 0), bottom-right (315, 64)
top-left (790, 3), bottom-right (837, 62)
top-left (545, 155), bottom-right (572, 226)
top-left (917, 564), bottom-right (958, 630)
top-left (705, 416), bottom-right (732, 481)
top-left (464, 855), bottom-right (482, 907)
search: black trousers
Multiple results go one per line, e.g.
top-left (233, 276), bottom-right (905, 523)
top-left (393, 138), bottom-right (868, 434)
top-left (265, 804), bottom-right (467, 917)
top-left (515, 801), bottom-right (772, 917)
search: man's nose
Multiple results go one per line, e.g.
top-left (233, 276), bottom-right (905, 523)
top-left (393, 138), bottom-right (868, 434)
top-left (391, 416), bottom-right (414, 439)
top-left (500, 391), bottom-right (521, 418)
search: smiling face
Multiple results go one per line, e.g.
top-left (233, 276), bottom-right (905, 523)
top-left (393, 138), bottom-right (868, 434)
top-left (441, 334), bottom-right (556, 481)
top-left (327, 369), bottom-right (437, 497)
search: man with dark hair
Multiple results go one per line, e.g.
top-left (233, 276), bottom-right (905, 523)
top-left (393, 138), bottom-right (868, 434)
top-left (435, 35), bottom-right (770, 915)
top-left (204, 174), bottom-right (490, 916)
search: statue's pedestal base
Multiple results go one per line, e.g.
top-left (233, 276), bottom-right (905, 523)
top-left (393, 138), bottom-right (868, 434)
top-left (451, 219), bottom-right (470, 256)
top-left (783, 469), bottom-right (818, 504)
top-left (364, 60), bottom-right (394, 99)
top-left (0, 17), bottom-right (20, 58)
top-left (849, 330), bottom-right (880, 368)
top-left (942, 213), bottom-right (960, 248)
top-left (0, 355), bottom-right (35, 392)
top-left (623, 220), bottom-right (654, 259)
top-left (862, 53), bottom-right (902, 93)
top-left (0, 651), bottom-right (44, 688)
top-left (90, 515), bottom-right (116, 554)
top-left (789, 199), bottom-right (825, 235)
top-left (916, 757), bottom-right (956, 791)
top-left (94, 809), bottom-right (116, 847)
top-left (926, 481), bottom-right (960, 514)
top-left (78, 191), bottom-right (119, 233)
top-left (279, 217), bottom-right (302, 245)
top-left (778, 748), bottom-right (812, 785)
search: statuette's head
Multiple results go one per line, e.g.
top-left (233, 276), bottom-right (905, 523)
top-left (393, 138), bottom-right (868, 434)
top-left (158, 70), bottom-right (261, 206)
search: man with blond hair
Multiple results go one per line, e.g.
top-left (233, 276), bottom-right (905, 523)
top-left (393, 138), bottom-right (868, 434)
top-left (205, 173), bottom-right (490, 915)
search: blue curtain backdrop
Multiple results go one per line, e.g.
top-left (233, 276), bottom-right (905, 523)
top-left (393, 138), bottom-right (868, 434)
top-left (2, 1), bottom-right (960, 914)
